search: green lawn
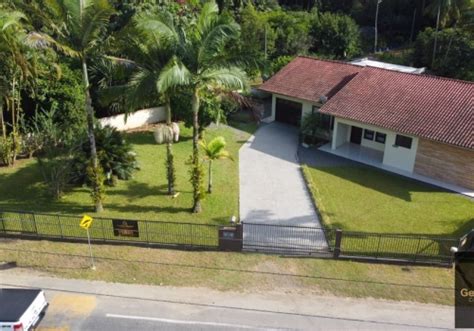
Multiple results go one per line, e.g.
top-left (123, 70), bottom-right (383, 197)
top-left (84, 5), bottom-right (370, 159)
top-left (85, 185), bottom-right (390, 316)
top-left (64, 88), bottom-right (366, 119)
top-left (0, 238), bottom-right (455, 305)
top-left (303, 164), bottom-right (474, 237)
top-left (0, 124), bottom-right (252, 225)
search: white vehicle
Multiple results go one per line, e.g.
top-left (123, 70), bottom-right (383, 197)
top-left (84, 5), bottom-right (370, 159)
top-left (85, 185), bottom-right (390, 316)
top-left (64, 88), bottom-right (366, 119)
top-left (0, 289), bottom-right (48, 331)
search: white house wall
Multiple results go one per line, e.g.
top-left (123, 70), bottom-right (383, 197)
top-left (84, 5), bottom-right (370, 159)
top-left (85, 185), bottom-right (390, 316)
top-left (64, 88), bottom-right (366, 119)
top-left (332, 121), bottom-right (349, 149)
top-left (99, 106), bottom-right (166, 131)
top-left (383, 133), bottom-right (419, 172)
top-left (333, 117), bottom-right (419, 173)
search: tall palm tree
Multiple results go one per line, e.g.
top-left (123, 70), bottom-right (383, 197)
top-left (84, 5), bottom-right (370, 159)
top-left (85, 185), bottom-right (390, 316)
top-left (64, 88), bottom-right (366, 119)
top-left (102, 11), bottom-right (179, 195)
top-left (425, 0), bottom-right (465, 67)
top-left (157, 1), bottom-right (247, 213)
top-left (443, 0), bottom-right (473, 61)
top-left (27, 0), bottom-right (114, 212)
top-left (199, 136), bottom-right (233, 194)
top-left (0, 8), bottom-right (36, 165)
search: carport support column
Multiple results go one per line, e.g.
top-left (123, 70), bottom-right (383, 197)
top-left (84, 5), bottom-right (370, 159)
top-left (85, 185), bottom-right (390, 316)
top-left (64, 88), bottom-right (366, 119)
top-left (270, 94), bottom-right (276, 122)
top-left (331, 119), bottom-right (338, 150)
top-left (333, 229), bottom-right (343, 258)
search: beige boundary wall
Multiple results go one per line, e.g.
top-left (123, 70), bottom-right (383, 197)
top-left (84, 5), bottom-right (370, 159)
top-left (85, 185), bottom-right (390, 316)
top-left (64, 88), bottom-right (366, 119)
top-left (414, 138), bottom-right (474, 190)
top-left (99, 107), bottom-right (166, 131)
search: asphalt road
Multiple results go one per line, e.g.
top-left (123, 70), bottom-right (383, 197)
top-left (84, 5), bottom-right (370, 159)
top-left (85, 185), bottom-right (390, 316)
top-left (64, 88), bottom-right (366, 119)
top-left (0, 270), bottom-right (454, 330)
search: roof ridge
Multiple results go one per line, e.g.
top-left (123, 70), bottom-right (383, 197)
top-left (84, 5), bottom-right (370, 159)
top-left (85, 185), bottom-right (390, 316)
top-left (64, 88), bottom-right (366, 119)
top-left (296, 55), bottom-right (362, 69)
top-left (298, 55), bottom-right (474, 85)
top-left (360, 64), bottom-right (474, 85)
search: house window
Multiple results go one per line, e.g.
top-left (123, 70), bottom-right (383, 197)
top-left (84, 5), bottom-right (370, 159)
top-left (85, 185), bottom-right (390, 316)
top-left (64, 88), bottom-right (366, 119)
top-left (375, 132), bottom-right (386, 144)
top-left (364, 129), bottom-right (374, 140)
top-left (395, 134), bottom-right (413, 149)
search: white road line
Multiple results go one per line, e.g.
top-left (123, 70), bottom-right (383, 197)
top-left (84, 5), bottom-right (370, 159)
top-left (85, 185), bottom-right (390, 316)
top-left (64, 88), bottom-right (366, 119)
top-left (106, 313), bottom-right (286, 330)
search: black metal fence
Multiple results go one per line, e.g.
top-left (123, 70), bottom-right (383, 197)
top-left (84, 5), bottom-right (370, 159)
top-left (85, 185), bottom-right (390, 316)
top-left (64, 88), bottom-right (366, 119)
top-left (0, 209), bottom-right (460, 266)
top-left (338, 231), bottom-right (458, 265)
top-left (0, 210), bottom-right (219, 249)
top-left (241, 222), bottom-right (458, 266)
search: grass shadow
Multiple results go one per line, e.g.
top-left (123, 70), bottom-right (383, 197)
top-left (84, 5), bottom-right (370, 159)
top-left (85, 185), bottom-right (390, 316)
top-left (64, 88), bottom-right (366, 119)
top-left (312, 165), bottom-right (443, 202)
top-left (126, 130), bottom-right (194, 146)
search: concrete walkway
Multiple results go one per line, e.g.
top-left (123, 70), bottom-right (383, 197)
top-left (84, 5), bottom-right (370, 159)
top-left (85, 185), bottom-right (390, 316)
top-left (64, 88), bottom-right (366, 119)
top-left (239, 123), bottom-right (327, 252)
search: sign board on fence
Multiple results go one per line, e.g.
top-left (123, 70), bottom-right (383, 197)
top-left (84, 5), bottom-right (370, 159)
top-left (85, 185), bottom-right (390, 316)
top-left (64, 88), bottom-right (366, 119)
top-left (113, 220), bottom-right (139, 237)
top-left (80, 215), bottom-right (93, 229)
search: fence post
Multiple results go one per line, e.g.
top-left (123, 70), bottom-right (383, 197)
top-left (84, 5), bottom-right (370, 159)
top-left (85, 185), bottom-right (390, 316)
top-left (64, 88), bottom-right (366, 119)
top-left (375, 234), bottom-right (382, 259)
top-left (32, 213), bottom-right (39, 237)
top-left (101, 218), bottom-right (106, 242)
top-left (413, 237), bottom-right (422, 263)
top-left (333, 229), bottom-right (343, 258)
top-left (57, 215), bottom-right (63, 239)
top-left (145, 221), bottom-right (150, 244)
top-left (0, 212), bottom-right (4, 233)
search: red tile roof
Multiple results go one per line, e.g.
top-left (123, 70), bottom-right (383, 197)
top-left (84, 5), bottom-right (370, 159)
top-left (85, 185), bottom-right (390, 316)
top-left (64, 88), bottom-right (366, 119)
top-left (320, 67), bottom-right (474, 149)
top-left (259, 56), bottom-right (360, 102)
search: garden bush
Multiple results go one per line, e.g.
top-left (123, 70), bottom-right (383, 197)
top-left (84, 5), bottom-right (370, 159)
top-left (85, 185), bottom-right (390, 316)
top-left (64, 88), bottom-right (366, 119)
top-left (70, 125), bottom-right (139, 186)
top-left (414, 28), bottom-right (474, 80)
top-left (34, 108), bottom-right (78, 199)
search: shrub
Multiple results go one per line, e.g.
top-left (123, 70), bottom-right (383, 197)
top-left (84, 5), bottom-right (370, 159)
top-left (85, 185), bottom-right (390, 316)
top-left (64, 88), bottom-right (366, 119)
top-left (301, 112), bottom-right (331, 144)
top-left (266, 10), bottom-right (313, 58)
top-left (0, 135), bottom-right (16, 166)
top-left (28, 63), bottom-right (87, 143)
top-left (310, 11), bottom-right (361, 59)
top-left (270, 55), bottom-right (295, 74)
top-left (34, 108), bottom-right (77, 199)
top-left (171, 91), bottom-right (225, 134)
top-left (71, 125), bottom-right (139, 186)
top-left (37, 151), bottom-right (75, 200)
top-left (413, 28), bottom-right (474, 80)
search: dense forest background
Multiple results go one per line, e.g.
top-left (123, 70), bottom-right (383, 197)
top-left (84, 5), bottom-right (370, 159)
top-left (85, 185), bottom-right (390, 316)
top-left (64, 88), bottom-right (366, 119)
top-left (0, 0), bottom-right (472, 209)
top-left (3, 0), bottom-right (473, 121)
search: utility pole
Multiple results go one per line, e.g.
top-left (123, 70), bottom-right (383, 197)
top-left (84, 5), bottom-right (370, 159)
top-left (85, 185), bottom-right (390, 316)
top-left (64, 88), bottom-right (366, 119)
top-left (374, 0), bottom-right (383, 53)
top-left (410, 7), bottom-right (417, 44)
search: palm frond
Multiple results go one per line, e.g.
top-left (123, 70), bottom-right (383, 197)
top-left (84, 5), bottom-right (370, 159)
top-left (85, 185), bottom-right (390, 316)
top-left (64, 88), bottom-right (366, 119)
top-left (215, 150), bottom-right (233, 161)
top-left (26, 31), bottom-right (80, 58)
top-left (158, 57), bottom-right (192, 93)
top-left (105, 55), bottom-right (137, 68)
top-left (197, 1), bottom-right (219, 37)
top-left (81, 0), bottom-right (115, 51)
top-left (198, 20), bottom-right (240, 65)
top-left (0, 10), bottom-right (27, 31)
top-left (135, 11), bottom-right (178, 46)
top-left (122, 69), bottom-right (160, 112)
top-left (200, 66), bottom-right (247, 92)
top-left (200, 136), bottom-right (233, 161)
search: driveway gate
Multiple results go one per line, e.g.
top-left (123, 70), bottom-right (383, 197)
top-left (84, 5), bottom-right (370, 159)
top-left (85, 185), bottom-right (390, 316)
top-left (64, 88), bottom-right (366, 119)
top-left (242, 222), bottom-right (331, 255)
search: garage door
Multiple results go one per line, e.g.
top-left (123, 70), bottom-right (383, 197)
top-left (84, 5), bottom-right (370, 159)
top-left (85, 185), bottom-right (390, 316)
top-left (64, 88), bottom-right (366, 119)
top-left (275, 98), bottom-right (302, 126)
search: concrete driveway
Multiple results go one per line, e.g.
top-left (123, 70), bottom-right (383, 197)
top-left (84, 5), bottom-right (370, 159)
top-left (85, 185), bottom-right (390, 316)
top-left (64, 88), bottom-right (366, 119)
top-left (239, 123), bottom-right (327, 252)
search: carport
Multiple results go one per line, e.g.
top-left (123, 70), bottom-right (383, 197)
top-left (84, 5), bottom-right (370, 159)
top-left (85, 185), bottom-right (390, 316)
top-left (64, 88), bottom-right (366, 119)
top-left (274, 97), bottom-right (302, 126)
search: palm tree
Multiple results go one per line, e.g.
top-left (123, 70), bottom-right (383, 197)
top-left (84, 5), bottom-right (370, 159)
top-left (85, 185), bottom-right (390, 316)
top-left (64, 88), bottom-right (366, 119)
top-left (425, 0), bottom-right (465, 67)
top-left (443, 0), bottom-right (473, 61)
top-left (200, 136), bottom-right (233, 194)
top-left (157, 1), bottom-right (248, 213)
top-left (101, 11), bottom-right (179, 195)
top-left (0, 8), bottom-right (36, 166)
top-left (27, 0), bottom-right (114, 212)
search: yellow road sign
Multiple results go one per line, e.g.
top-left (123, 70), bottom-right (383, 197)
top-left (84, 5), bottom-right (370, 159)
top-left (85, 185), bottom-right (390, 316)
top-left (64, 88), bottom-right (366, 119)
top-left (80, 215), bottom-right (93, 229)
